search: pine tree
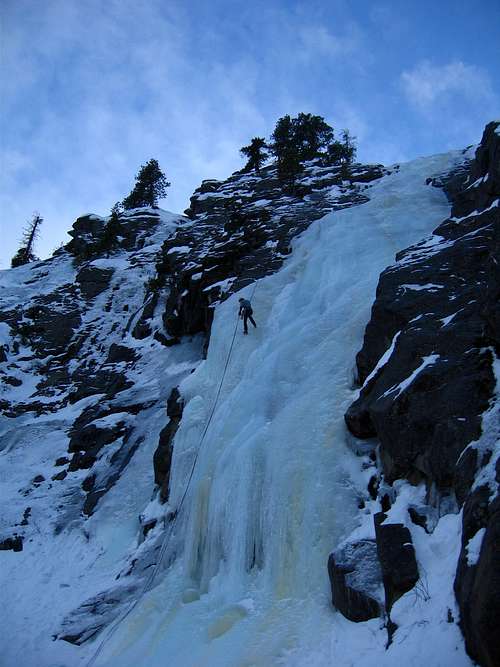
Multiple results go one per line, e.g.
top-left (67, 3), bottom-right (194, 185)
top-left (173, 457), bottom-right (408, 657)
top-left (339, 129), bottom-right (357, 180)
top-left (293, 113), bottom-right (334, 161)
top-left (240, 137), bottom-right (269, 173)
top-left (122, 159), bottom-right (170, 210)
top-left (100, 202), bottom-right (122, 251)
top-left (270, 113), bottom-right (338, 184)
top-left (11, 213), bottom-right (43, 268)
top-left (270, 115), bottom-right (302, 184)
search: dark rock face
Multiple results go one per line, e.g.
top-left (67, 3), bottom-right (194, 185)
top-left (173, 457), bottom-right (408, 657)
top-left (66, 214), bottom-right (106, 256)
top-left (344, 121), bottom-right (500, 664)
top-left (455, 461), bottom-right (500, 667)
top-left (374, 513), bottom-right (419, 611)
top-left (76, 266), bottom-right (114, 300)
top-left (328, 539), bottom-right (383, 621)
top-left (153, 387), bottom-right (184, 502)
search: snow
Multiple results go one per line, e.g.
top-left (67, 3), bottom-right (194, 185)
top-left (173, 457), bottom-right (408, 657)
top-left (202, 276), bottom-right (236, 293)
top-left (440, 312), bottom-right (459, 326)
top-left (466, 528), bottom-right (485, 566)
top-left (400, 283), bottom-right (444, 292)
top-left (449, 198), bottom-right (499, 223)
top-left (0, 151), bottom-right (476, 667)
top-left (360, 331), bottom-right (401, 391)
top-left (381, 354), bottom-right (440, 400)
top-left (167, 245), bottom-right (191, 255)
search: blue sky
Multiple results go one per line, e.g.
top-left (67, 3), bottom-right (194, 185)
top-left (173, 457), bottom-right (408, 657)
top-left (1, 0), bottom-right (499, 268)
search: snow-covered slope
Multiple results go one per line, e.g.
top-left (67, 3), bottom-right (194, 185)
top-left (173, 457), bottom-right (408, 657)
top-left (0, 146), bottom-right (486, 667)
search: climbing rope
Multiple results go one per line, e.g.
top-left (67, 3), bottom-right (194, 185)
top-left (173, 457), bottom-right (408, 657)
top-left (85, 281), bottom-right (259, 667)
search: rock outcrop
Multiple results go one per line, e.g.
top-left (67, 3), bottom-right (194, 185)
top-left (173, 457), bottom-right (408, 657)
top-left (328, 539), bottom-right (383, 622)
top-left (343, 121), bottom-right (500, 665)
top-left (153, 387), bottom-right (184, 502)
top-left (141, 160), bottom-right (388, 351)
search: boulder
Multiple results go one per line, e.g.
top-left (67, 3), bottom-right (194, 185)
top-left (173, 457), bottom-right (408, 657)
top-left (328, 539), bottom-right (383, 621)
top-left (374, 513), bottom-right (419, 610)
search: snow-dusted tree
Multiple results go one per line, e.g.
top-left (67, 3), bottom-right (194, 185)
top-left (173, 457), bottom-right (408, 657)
top-left (122, 159), bottom-right (170, 209)
top-left (240, 137), bottom-right (269, 173)
top-left (11, 213), bottom-right (43, 268)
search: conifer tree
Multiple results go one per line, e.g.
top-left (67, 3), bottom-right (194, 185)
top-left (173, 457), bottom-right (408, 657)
top-left (293, 112), bottom-right (334, 161)
top-left (270, 113), bottom-right (338, 184)
top-left (11, 213), bottom-right (43, 268)
top-left (270, 115), bottom-right (302, 184)
top-left (339, 129), bottom-right (357, 179)
top-left (240, 137), bottom-right (268, 173)
top-left (100, 202), bottom-right (122, 251)
top-left (122, 159), bottom-right (170, 210)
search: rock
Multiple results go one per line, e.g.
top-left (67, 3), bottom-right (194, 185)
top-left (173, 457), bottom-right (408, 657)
top-left (0, 535), bottom-right (23, 552)
top-left (106, 344), bottom-right (137, 363)
top-left (455, 477), bottom-right (500, 667)
top-left (16, 287), bottom-right (82, 357)
top-left (408, 505), bottom-right (437, 534)
top-left (52, 470), bottom-right (67, 481)
top-left (157, 157), bottom-right (385, 349)
top-left (2, 375), bottom-right (22, 387)
top-left (76, 266), bottom-right (114, 300)
top-left (328, 539), bottom-right (383, 621)
top-left (153, 387), bottom-right (184, 502)
top-left (374, 513), bottom-right (419, 610)
top-left (32, 474), bottom-right (45, 486)
top-left (58, 582), bottom-right (139, 645)
top-left (55, 456), bottom-right (69, 466)
top-left (166, 387), bottom-right (183, 418)
top-left (20, 507), bottom-right (31, 526)
top-left (68, 420), bottom-right (128, 454)
top-left (345, 126), bottom-right (499, 490)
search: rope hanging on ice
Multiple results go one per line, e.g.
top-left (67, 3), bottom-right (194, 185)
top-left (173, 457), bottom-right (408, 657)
top-left (85, 281), bottom-right (259, 667)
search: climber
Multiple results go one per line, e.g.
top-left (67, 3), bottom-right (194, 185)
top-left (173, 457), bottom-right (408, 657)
top-left (238, 297), bottom-right (257, 335)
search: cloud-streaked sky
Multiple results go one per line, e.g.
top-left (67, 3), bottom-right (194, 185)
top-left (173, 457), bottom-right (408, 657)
top-left (1, 0), bottom-right (499, 268)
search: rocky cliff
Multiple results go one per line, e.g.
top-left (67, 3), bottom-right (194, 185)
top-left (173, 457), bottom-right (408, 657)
top-left (339, 121), bottom-right (499, 666)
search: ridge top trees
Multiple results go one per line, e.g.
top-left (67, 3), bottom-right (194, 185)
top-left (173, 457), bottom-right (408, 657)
top-left (122, 159), bottom-right (170, 210)
top-left (240, 137), bottom-right (268, 173)
top-left (11, 213), bottom-right (43, 268)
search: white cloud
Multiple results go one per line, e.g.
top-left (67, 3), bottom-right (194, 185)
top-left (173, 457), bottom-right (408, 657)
top-left (401, 60), bottom-right (495, 109)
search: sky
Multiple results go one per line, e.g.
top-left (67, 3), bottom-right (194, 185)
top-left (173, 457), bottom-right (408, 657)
top-left (1, 0), bottom-right (499, 268)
